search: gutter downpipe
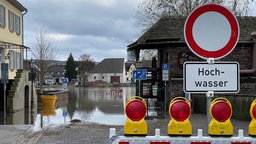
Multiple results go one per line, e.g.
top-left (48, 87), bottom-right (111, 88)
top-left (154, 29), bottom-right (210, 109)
top-left (241, 31), bottom-right (256, 74)
top-left (22, 9), bottom-right (28, 69)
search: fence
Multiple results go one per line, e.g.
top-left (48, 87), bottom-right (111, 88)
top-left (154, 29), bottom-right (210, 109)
top-left (108, 128), bottom-right (256, 144)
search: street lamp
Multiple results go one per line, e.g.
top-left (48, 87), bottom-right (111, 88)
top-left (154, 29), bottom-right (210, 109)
top-left (29, 59), bottom-right (35, 113)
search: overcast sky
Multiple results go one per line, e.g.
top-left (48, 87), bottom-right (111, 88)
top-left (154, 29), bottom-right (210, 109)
top-left (19, 0), bottom-right (143, 62)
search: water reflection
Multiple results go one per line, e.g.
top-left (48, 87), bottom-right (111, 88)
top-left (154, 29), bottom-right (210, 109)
top-left (33, 87), bottom-right (135, 130)
top-left (1, 87), bottom-right (165, 130)
top-left (0, 108), bottom-right (36, 125)
top-left (67, 87), bottom-right (134, 124)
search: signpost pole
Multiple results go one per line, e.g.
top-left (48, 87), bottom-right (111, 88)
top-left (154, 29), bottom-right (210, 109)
top-left (206, 59), bottom-right (214, 123)
top-left (1, 63), bottom-right (8, 125)
top-left (162, 63), bottom-right (169, 117)
top-left (207, 91), bottom-right (214, 123)
top-left (164, 81), bottom-right (167, 117)
top-left (4, 82), bottom-right (6, 125)
top-left (138, 80), bottom-right (141, 96)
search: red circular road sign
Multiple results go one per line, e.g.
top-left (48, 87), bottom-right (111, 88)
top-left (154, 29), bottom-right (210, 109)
top-left (184, 4), bottom-right (239, 59)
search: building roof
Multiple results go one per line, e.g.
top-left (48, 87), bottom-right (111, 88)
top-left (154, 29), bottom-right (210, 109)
top-left (89, 58), bottom-right (124, 73)
top-left (128, 16), bottom-right (256, 49)
top-left (8, 0), bottom-right (27, 12)
top-left (125, 60), bottom-right (152, 71)
top-left (48, 64), bottom-right (65, 77)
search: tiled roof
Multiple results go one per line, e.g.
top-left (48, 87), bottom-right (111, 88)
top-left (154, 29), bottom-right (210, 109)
top-left (89, 58), bottom-right (124, 73)
top-left (128, 16), bottom-right (256, 49)
top-left (48, 64), bottom-right (65, 77)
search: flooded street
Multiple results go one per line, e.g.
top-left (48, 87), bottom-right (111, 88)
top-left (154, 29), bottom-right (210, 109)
top-left (0, 86), bottom-right (164, 131)
top-left (34, 86), bottom-right (136, 130)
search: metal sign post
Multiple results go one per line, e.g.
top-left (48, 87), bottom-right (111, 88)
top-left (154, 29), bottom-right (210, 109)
top-left (206, 59), bottom-right (214, 124)
top-left (162, 64), bottom-right (169, 116)
top-left (1, 63), bottom-right (8, 125)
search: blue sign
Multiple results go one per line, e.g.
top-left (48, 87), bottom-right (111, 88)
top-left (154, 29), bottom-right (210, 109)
top-left (133, 69), bottom-right (147, 80)
top-left (63, 111), bottom-right (67, 117)
top-left (62, 78), bottom-right (68, 83)
top-left (162, 63), bottom-right (169, 70)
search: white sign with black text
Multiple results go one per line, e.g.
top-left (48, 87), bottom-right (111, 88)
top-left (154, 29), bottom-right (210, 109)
top-left (184, 62), bottom-right (239, 93)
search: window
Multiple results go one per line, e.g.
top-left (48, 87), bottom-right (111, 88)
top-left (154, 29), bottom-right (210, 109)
top-left (15, 14), bottom-right (20, 35)
top-left (8, 10), bottom-right (20, 35)
top-left (102, 76), bottom-right (104, 79)
top-left (0, 4), bottom-right (5, 28)
top-left (9, 50), bottom-right (21, 70)
top-left (8, 10), bottom-right (14, 32)
top-left (94, 76), bottom-right (96, 80)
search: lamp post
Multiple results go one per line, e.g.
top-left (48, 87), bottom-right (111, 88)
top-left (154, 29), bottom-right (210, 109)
top-left (29, 59), bottom-right (35, 113)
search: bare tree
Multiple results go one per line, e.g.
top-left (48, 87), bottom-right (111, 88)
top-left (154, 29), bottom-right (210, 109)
top-left (31, 28), bottom-right (55, 92)
top-left (137, 0), bottom-right (255, 30)
top-left (79, 54), bottom-right (94, 62)
top-left (136, 0), bottom-right (255, 59)
top-left (77, 54), bottom-right (95, 86)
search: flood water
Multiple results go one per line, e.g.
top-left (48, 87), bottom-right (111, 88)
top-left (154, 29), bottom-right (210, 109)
top-left (33, 87), bottom-right (137, 131)
top-left (0, 86), bottom-right (163, 131)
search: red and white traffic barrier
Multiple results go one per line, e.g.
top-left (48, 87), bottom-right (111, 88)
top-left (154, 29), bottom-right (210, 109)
top-left (108, 128), bottom-right (255, 144)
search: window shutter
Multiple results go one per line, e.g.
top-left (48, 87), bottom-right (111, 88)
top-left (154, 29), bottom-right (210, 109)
top-left (8, 10), bottom-right (14, 32)
top-left (9, 50), bottom-right (14, 69)
top-left (0, 5), bottom-right (5, 27)
top-left (15, 15), bottom-right (20, 35)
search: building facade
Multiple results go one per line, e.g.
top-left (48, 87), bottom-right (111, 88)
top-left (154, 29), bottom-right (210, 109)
top-left (0, 0), bottom-right (27, 79)
top-left (0, 1), bottom-right (36, 120)
top-left (44, 63), bottom-right (66, 85)
top-left (88, 58), bottom-right (126, 84)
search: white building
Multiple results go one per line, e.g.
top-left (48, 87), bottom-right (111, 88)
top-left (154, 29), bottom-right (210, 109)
top-left (88, 58), bottom-right (126, 83)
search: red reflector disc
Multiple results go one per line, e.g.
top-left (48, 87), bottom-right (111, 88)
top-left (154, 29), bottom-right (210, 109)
top-left (211, 101), bottom-right (231, 122)
top-left (170, 100), bottom-right (190, 121)
top-left (252, 105), bottom-right (256, 119)
top-left (125, 100), bottom-right (146, 121)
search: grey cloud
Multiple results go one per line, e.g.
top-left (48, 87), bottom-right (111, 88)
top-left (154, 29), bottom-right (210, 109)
top-left (19, 0), bottom-right (142, 61)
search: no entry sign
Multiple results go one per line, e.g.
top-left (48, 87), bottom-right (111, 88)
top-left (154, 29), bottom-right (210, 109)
top-left (184, 4), bottom-right (240, 59)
